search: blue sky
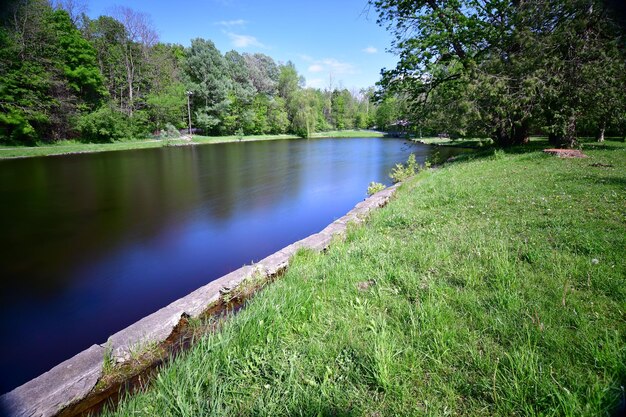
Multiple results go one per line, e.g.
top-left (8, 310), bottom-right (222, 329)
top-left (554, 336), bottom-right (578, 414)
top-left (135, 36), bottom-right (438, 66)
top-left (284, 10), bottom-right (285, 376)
top-left (84, 0), bottom-right (398, 91)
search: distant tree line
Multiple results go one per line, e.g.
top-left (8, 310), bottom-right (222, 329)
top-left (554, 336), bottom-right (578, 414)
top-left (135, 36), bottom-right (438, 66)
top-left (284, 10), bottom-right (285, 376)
top-left (370, 0), bottom-right (626, 147)
top-left (0, 0), bottom-right (396, 145)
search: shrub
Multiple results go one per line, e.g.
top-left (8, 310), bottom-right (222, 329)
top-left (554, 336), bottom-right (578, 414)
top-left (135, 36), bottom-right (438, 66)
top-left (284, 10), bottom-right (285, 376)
top-left (161, 123), bottom-right (181, 139)
top-left (425, 150), bottom-right (441, 166)
top-left (390, 153), bottom-right (418, 183)
top-left (77, 105), bottom-right (133, 142)
top-left (0, 110), bottom-right (39, 145)
top-left (367, 182), bottom-right (387, 196)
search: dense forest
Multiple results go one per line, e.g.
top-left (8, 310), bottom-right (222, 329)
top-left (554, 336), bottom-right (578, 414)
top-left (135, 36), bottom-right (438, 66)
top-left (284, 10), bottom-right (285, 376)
top-left (0, 0), bottom-right (398, 145)
top-left (2, 0), bottom-right (625, 148)
top-left (369, 0), bottom-right (626, 147)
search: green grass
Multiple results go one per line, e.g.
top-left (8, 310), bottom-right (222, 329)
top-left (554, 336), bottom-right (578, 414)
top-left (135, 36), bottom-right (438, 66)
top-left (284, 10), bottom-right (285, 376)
top-left (0, 139), bottom-right (165, 159)
top-left (416, 136), bottom-right (626, 150)
top-left (0, 130), bottom-right (383, 159)
top-left (104, 140), bottom-right (625, 416)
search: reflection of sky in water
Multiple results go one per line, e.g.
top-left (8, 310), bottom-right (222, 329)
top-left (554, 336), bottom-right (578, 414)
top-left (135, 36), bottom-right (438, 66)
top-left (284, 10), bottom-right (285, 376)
top-left (0, 137), bottom-right (464, 392)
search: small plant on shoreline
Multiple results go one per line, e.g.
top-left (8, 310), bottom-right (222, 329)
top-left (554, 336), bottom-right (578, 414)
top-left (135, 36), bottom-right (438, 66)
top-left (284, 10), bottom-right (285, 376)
top-left (425, 149), bottom-right (441, 167)
top-left (102, 342), bottom-right (114, 374)
top-left (367, 182), bottom-right (387, 196)
top-left (390, 153), bottom-right (418, 183)
top-left (161, 123), bottom-right (181, 147)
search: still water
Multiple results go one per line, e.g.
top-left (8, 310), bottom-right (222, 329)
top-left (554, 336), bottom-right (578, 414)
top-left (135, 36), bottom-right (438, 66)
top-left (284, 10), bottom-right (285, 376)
top-left (0, 137), bottom-right (462, 392)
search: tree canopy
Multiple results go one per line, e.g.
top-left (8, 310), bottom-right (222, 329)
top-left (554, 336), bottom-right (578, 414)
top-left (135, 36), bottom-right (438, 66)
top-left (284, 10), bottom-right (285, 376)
top-left (370, 0), bottom-right (626, 147)
top-left (0, 0), bottom-right (382, 144)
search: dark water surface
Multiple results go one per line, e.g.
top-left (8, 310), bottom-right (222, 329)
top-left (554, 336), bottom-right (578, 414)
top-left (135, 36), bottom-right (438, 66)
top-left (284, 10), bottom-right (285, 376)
top-left (0, 137), bottom-right (463, 392)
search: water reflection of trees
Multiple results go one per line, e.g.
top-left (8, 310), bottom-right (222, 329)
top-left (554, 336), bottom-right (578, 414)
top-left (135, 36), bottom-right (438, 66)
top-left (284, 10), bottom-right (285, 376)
top-left (0, 138), bottom-right (459, 297)
top-left (0, 141), bottom-right (305, 295)
top-left (192, 140), bottom-right (303, 220)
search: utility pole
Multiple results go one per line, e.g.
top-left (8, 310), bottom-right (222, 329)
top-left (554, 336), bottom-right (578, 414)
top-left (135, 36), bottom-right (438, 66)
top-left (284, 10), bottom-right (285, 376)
top-left (186, 91), bottom-right (193, 136)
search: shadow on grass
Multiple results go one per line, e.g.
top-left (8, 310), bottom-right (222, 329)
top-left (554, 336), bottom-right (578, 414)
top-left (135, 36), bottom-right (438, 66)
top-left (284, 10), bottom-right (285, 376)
top-left (609, 370), bottom-right (626, 417)
top-left (583, 174), bottom-right (626, 188)
top-left (444, 142), bottom-right (545, 164)
top-left (581, 142), bottom-right (626, 152)
top-left (440, 138), bottom-right (626, 167)
top-left (277, 403), bottom-right (359, 417)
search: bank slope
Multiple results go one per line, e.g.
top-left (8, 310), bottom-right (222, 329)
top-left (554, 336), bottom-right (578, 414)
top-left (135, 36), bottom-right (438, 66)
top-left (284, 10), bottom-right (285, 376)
top-left (107, 142), bottom-right (626, 417)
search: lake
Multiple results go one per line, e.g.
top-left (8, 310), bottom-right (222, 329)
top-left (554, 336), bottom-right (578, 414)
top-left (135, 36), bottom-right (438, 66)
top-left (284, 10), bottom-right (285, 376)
top-left (0, 137), bottom-right (463, 392)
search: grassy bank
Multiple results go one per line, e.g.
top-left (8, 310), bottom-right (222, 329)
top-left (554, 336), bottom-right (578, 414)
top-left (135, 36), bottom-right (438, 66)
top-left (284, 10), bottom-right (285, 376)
top-left (414, 136), bottom-right (494, 148)
top-left (105, 141), bottom-right (625, 416)
top-left (415, 136), bottom-right (626, 150)
top-left (0, 130), bottom-right (384, 160)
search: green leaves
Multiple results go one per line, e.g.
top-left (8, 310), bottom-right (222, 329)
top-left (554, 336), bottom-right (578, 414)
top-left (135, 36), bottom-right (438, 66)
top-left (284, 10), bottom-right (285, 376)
top-left (51, 10), bottom-right (107, 102)
top-left (371, 0), bottom-right (626, 147)
top-left (76, 105), bottom-right (134, 142)
top-left (145, 82), bottom-right (185, 131)
top-left (0, 3), bottom-right (108, 143)
top-left (2, 1), bottom-right (383, 143)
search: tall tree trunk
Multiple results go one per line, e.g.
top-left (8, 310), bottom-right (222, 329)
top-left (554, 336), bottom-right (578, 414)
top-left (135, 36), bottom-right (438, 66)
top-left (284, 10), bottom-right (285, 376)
top-left (123, 42), bottom-right (134, 117)
top-left (596, 121), bottom-right (606, 142)
top-left (562, 115), bottom-right (577, 148)
top-left (547, 113), bottom-right (578, 148)
top-left (548, 133), bottom-right (558, 146)
top-left (492, 118), bottom-right (530, 147)
top-left (126, 63), bottom-right (133, 117)
top-left (512, 119), bottom-right (530, 145)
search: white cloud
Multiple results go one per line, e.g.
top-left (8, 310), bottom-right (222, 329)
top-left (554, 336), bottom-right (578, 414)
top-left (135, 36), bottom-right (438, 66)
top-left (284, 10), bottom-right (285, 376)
top-left (321, 58), bottom-right (356, 75)
top-left (302, 56), bottom-right (357, 76)
top-left (308, 64), bottom-right (324, 73)
top-left (216, 19), bottom-right (247, 27)
top-left (226, 32), bottom-right (265, 48)
top-left (362, 46), bottom-right (378, 54)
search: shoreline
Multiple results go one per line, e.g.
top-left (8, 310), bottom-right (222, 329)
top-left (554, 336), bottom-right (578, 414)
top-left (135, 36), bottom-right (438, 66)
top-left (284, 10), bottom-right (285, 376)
top-left (0, 181), bottom-right (400, 417)
top-left (101, 140), bottom-right (626, 416)
top-left (0, 130), bottom-right (385, 160)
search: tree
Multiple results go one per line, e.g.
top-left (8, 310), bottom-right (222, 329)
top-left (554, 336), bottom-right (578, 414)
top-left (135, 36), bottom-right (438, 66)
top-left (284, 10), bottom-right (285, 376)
top-left (330, 89), bottom-right (356, 130)
top-left (535, 0), bottom-right (626, 145)
top-left (111, 6), bottom-right (157, 117)
top-left (290, 89), bottom-right (319, 138)
top-left (0, 1), bottom-right (106, 143)
top-left (277, 61), bottom-right (301, 103)
top-left (370, 0), bottom-right (537, 145)
top-left (82, 15), bottom-right (127, 108)
top-left (76, 103), bottom-right (133, 142)
top-left (51, 0), bottom-right (87, 25)
top-left (267, 97), bottom-right (289, 134)
top-left (184, 38), bottom-right (230, 134)
top-left (0, 0), bottom-right (57, 143)
top-left (244, 53), bottom-right (279, 96)
top-left (50, 9), bottom-right (107, 109)
top-left (250, 94), bottom-right (270, 134)
top-left (2, 2), bottom-right (390, 143)
top-left (354, 88), bottom-right (376, 129)
top-left (145, 82), bottom-right (185, 132)
top-left (370, 0), bottom-right (626, 147)
top-left (331, 89), bottom-right (347, 129)
top-left (374, 96), bottom-right (398, 132)
top-left (580, 55), bottom-right (626, 141)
